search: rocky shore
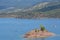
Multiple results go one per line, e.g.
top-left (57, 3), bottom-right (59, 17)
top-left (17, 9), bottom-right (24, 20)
top-left (24, 25), bottom-right (55, 38)
top-left (24, 30), bottom-right (55, 38)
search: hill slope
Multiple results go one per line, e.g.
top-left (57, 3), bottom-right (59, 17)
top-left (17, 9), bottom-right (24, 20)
top-left (0, 2), bottom-right (60, 18)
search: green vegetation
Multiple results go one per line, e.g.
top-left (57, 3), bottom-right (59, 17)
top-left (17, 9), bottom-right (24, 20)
top-left (40, 25), bottom-right (46, 31)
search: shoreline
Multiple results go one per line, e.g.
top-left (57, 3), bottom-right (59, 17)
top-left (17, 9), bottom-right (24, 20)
top-left (24, 30), bottom-right (55, 38)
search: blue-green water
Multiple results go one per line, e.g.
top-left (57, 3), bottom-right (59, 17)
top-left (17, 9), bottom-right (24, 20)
top-left (0, 18), bottom-right (60, 40)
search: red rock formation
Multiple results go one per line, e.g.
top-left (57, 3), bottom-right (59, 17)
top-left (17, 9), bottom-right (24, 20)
top-left (24, 30), bottom-right (55, 38)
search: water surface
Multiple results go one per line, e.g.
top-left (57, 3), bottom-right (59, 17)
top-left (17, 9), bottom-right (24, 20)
top-left (0, 18), bottom-right (60, 40)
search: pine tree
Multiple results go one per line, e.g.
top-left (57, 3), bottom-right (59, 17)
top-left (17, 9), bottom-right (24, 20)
top-left (40, 24), bottom-right (45, 31)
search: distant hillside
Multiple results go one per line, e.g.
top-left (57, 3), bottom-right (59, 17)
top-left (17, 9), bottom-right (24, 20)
top-left (27, 2), bottom-right (60, 18)
top-left (0, 0), bottom-right (60, 10)
top-left (29, 2), bottom-right (60, 11)
top-left (37, 4), bottom-right (60, 12)
top-left (0, 2), bottom-right (60, 19)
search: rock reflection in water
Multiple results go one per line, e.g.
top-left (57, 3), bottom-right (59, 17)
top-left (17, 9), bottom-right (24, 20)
top-left (25, 38), bottom-right (45, 40)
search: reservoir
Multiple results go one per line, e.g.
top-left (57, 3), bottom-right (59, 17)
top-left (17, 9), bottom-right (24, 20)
top-left (0, 18), bottom-right (60, 40)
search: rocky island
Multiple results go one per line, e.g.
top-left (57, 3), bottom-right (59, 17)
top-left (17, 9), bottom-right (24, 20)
top-left (24, 25), bottom-right (55, 38)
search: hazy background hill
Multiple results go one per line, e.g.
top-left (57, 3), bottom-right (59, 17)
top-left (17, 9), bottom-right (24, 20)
top-left (0, 0), bottom-right (60, 18)
top-left (0, 0), bottom-right (60, 9)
